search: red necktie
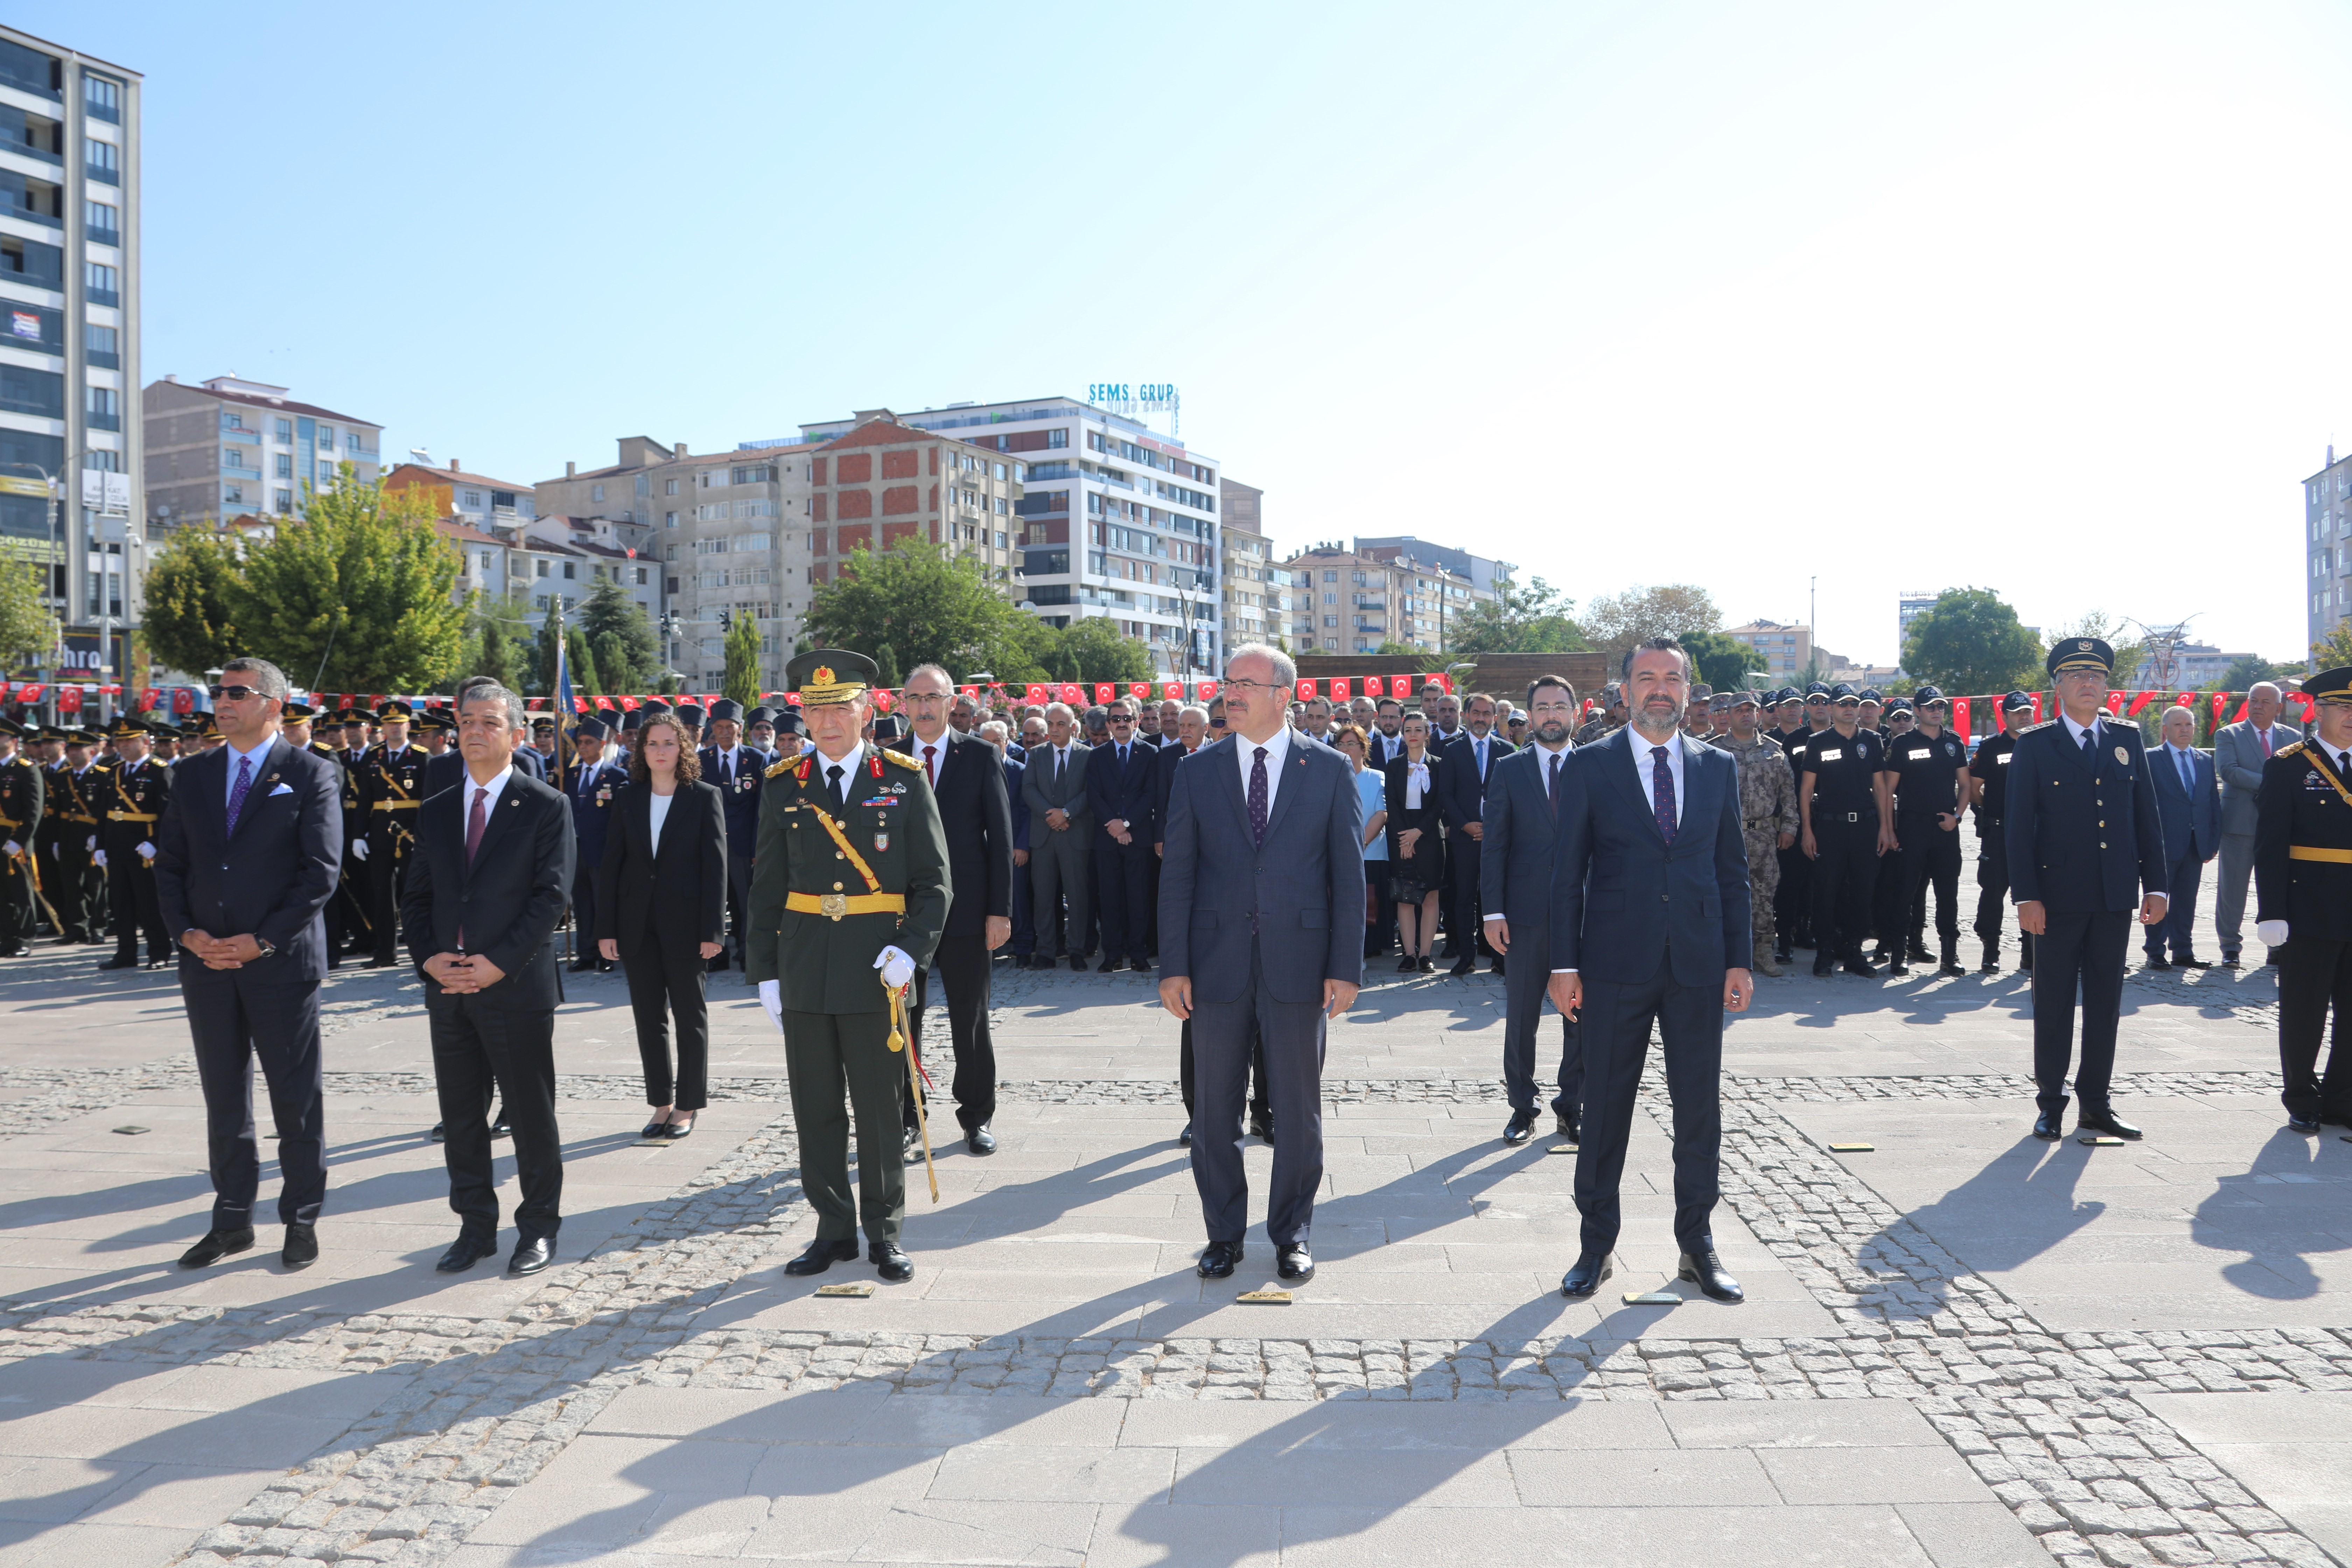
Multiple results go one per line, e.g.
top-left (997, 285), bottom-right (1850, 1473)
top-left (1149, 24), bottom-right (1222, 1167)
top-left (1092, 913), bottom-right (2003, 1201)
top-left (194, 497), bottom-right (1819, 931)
top-left (924, 744), bottom-right (938, 788)
top-left (465, 786), bottom-right (488, 866)
top-left (2259, 728), bottom-right (2273, 758)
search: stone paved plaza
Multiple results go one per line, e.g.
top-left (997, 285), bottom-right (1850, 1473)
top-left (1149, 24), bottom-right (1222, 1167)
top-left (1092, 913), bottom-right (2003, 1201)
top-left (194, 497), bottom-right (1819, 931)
top-left (1, 875), bottom-right (2348, 1567)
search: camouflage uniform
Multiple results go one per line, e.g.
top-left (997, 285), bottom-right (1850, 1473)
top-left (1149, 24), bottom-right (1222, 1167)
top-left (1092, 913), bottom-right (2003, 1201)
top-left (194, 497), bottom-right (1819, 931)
top-left (1713, 731), bottom-right (1798, 952)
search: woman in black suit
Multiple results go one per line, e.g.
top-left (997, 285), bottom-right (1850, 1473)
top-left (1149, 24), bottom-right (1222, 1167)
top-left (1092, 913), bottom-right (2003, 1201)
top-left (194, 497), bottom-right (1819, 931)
top-left (593, 712), bottom-right (727, 1139)
top-left (1383, 710), bottom-right (1447, 973)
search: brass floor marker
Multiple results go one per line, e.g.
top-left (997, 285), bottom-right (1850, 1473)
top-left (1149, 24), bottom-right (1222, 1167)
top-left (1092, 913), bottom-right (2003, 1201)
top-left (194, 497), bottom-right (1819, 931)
top-left (1828, 1142), bottom-right (1874, 1152)
top-left (112, 1126), bottom-right (148, 1136)
top-left (1548, 1143), bottom-right (1579, 1154)
top-left (814, 1281), bottom-right (874, 1297)
top-left (1236, 1290), bottom-right (1292, 1305)
top-left (2079, 1135), bottom-right (2127, 1147)
top-left (1622, 1291), bottom-right (1680, 1305)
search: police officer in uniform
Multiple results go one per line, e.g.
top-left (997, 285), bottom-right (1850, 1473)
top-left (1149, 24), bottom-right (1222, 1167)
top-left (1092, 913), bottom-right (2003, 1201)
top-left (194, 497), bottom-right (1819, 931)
top-left (2252, 666), bottom-right (2352, 1133)
top-left (1713, 690), bottom-right (1797, 976)
top-left (359, 700), bottom-right (428, 967)
top-left (1968, 691), bottom-right (2034, 973)
top-left (1799, 684), bottom-right (1893, 976)
top-left (0, 718), bottom-right (41, 956)
top-left (749, 650), bottom-right (950, 1284)
top-left (1867, 698), bottom-right (1912, 959)
top-left (97, 715), bottom-right (172, 969)
top-left (1883, 686), bottom-right (1970, 976)
top-left (2007, 638), bottom-right (2168, 1141)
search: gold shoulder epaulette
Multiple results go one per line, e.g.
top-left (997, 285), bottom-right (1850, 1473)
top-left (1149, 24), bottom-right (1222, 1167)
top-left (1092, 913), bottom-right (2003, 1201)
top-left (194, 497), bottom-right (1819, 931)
top-left (2278, 740), bottom-right (2307, 759)
top-left (765, 757), bottom-right (794, 779)
top-left (881, 748), bottom-right (924, 771)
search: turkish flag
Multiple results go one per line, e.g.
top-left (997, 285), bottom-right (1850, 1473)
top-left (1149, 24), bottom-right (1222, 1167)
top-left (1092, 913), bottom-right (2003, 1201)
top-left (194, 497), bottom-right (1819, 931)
top-left (625, 546), bottom-right (636, 559)
top-left (172, 687), bottom-right (193, 714)
top-left (18, 684), bottom-right (42, 704)
top-left (1950, 696), bottom-right (1970, 737)
top-left (1293, 679), bottom-right (1316, 700)
top-left (57, 686), bottom-right (81, 713)
top-left (594, 695), bottom-right (612, 710)
top-left (139, 687), bottom-right (158, 712)
top-left (1421, 672), bottom-right (1451, 695)
top-left (2211, 691), bottom-right (2230, 726)
top-left (2106, 690), bottom-right (2125, 715)
top-left (1089, 682), bottom-right (1111, 705)
top-left (1127, 682), bottom-right (1150, 701)
top-left (1362, 676), bottom-right (1386, 698)
top-left (1025, 682), bottom-right (1048, 705)
top-left (1059, 683), bottom-right (1082, 705)
top-left (958, 685), bottom-right (979, 699)
top-left (783, 693), bottom-right (802, 708)
top-left (572, 695), bottom-right (588, 713)
top-left (2126, 691), bottom-right (2156, 716)
top-left (1330, 677), bottom-right (1350, 702)
top-left (2177, 692), bottom-right (2195, 710)
top-left (1197, 679), bottom-right (1219, 702)
top-left (873, 689), bottom-right (896, 713)
top-left (2030, 693), bottom-right (2043, 724)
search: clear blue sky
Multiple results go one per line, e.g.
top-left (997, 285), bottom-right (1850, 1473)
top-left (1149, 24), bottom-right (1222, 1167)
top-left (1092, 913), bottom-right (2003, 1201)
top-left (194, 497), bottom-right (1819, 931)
top-left (36, 1), bottom-right (2352, 665)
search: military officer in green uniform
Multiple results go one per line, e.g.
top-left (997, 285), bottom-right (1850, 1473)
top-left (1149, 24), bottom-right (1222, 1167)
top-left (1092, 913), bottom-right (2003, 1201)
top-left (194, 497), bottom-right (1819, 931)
top-left (2253, 665), bottom-right (2352, 1134)
top-left (0, 718), bottom-right (41, 956)
top-left (749, 649), bottom-right (950, 1284)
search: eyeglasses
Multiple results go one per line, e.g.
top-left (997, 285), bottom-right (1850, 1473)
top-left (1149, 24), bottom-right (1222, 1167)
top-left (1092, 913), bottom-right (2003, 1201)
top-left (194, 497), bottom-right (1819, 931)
top-left (1210, 717), bottom-right (1227, 729)
top-left (1110, 716), bottom-right (1134, 726)
top-left (208, 684), bottom-right (271, 703)
top-left (1219, 678), bottom-right (1282, 695)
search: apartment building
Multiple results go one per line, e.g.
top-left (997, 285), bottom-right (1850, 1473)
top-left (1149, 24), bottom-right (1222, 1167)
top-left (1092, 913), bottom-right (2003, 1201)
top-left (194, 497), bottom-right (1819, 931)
top-left (0, 26), bottom-right (139, 678)
top-left (798, 397), bottom-right (1219, 676)
top-left (387, 458), bottom-right (664, 638)
top-left (1285, 540), bottom-right (1489, 656)
top-left (144, 375), bottom-right (383, 529)
top-left (2306, 445), bottom-right (2352, 653)
top-left (1722, 619), bottom-right (1813, 682)
top-left (1355, 536), bottom-right (1512, 598)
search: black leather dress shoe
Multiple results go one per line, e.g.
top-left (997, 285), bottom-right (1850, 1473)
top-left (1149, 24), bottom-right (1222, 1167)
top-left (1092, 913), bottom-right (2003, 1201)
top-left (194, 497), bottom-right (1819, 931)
top-left (98, 954), bottom-right (139, 970)
top-left (1130, 958), bottom-right (1153, 974)
top-left (784, 1237), bottom-right (860, 1276)
top-left (1679, 1250), bottom-right (1744, 1303)
top-left (1502, 1111), bottom-right (1536, 1146)
top-left (1843, 955), bottom-right (1879, 978)
top-left (1277, 1244), bottom-right (1313, 1283)
top-left (567, 958), bottom-right (597, 973)
top-left (1063, 953), bottom-right (1083, 972)
top-left (1098, 955), bottom-right (1121, 973)
top-left (2077, 1110), bottom-right (2142, 1140)
top-left (1555, 1114), bottom-right (1579, 1143)
top-left (1449, 956), bottom-right (1476, 977)
top-left (1813, 957), bottom-right (1836, 977)
top-left (660, 1118), bottom-right (693, 1140)
top-left (1887, 958), bottom-right (1911, 976)
top-left (869, 1242), bottom-right (913, 1282)
top-left (436, 1234), bottom-right (496, 1273)
top-left (641, 1116), bottom-right (670, 1138)
top-left (1938, 958), bottom-right (1966, 977)
top-left (1197, 1240), bottom-right (1244, 1278)
top-left (2144, 955), bottom-right (2172, 971)
top-left (1249, 1114), bottom-right (1275, 1145)
top-left (508, 1237), bottom-right (554, 1275)
top-left (2220, 953), bottom-right (2242, 969)
top-left (179, 1227), bottom-right (254, 1268)
top-left (281, 1224), bottom-right (318, 1270)
top-left (429, 1122), bottom-right (447, 1143)
top-left (1490, 956), bottom-right (1505, 976)
top-left (966, 1124), bottom-right (997, 1155)
top-left (2289, 1115), bottom-right (2322, 1135)
top-left (489, 1115), bottom-right (512, 1139)
top-left (0, 943), bottom-right (29, 958)
top-left (1177, 1121), bottom-right (1194, 1146)
top-left (2179, 955), bottom-right (2210, 968)
top-left (2033, 1111), bottom-right (2063, 1141)
top-left (1559, 1251), bottom-right (1613, 1298)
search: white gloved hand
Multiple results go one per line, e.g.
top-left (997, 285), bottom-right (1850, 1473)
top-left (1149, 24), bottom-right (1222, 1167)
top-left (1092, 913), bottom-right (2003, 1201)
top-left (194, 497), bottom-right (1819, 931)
top-left (2, 840), bottom-right (18, 858)
top-left (757, 978), bottom-right (783, 1029)
top-left (2257, 919), bottom-right (2290, 947)
top-left (135, 841), bottom-right (155, 860)
top-left (92, 849), bottom-right (105, 868)
top-left (874, 945), bottom-right (916, 990)
top-left (352, 839), bottom-right (369, 861)
top-left (84, 834), bottom-right (95, 852)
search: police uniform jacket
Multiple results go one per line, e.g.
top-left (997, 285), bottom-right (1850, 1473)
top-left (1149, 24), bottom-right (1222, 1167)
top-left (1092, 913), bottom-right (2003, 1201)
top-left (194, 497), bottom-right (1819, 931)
top-left (745, 742), bottom-right (950, 1015)
top-left (1968, 730), bottom-right (2019, 826)
top-left (2004, 715), bottom-right (2167, 913)
top-left (100, 753), bottom-right (170, 858)
top-left (2254, 738), bottom-right (2352, 944)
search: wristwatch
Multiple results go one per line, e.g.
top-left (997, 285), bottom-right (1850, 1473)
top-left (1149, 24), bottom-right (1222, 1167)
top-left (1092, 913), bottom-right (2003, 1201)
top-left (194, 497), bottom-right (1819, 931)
top-left (252, 937), bottom-right (276, 958)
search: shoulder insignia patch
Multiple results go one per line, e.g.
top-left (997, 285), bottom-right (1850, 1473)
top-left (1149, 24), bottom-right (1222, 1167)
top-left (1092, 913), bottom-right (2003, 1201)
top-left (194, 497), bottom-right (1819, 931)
top-left (2278, 741), bottom-right (2307, 759)
top-left (2019, 720), bottom-right (2058, 735)
top-left (881, 748), bottom-right (924, 771)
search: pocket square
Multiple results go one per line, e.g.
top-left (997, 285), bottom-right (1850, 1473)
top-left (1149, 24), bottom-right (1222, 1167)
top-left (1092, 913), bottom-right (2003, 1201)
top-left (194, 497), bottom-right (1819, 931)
top-left (268, 783), bottom-right (294, 796)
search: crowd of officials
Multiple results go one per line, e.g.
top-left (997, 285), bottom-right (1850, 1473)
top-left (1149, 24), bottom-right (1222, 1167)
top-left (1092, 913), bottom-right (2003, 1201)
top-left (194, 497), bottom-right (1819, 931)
top-left (52, 627), bottom-right (2348, 1294)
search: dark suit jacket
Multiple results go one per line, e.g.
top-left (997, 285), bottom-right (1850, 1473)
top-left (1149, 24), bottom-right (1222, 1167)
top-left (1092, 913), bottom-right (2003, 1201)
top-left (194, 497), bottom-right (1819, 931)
top-left (1548, 727), bottom-right (1750, 987)
top-left (1157, 733), bottom-right (1364, 1005)
top-left (593, 780), bottom-right (726, 956)
top-left (565, 758), bottom-right (627, 870)
top-left (1438, 732), bottom-right (1515, 835)
top-left (698, 744), bottom-right (765, 859)
top-left (2005, 716), bottom-right (2167, 914)
top-left (890, 729), bottom-right (1013, 934)
top-left (1152, 741), bottom-right (1204, 848)
top-left (2149, 742), bottom-right (2220, 863)
top-left (515, 746), bottom-right (550, 782)
top-left (1021, 741), bottom-right (1092, 834)
top-left (1084, 738), bottom-right (1158, 848)
top-left (1004, 756), bottom-right (1030, 852)
top-left (155, 737), bottom-right (344, 982)
top-left (401, 769), bottom-right (575, 1008)
top-left (1480, 743), bottom-right (1573, 929)
top-left (425, 750), bottom-right (464, 799)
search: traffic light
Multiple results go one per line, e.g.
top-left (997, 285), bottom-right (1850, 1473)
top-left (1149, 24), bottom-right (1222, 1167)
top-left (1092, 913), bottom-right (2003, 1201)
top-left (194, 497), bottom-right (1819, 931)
top-left (719, 609), bottom-right (732, 631)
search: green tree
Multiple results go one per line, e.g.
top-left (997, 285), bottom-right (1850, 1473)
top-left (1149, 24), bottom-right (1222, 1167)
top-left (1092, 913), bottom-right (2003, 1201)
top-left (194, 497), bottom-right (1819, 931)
top-left (1900, 587), bottom-right (2044, 696)
top-left (806, 542), bottom-right (1029, 676)
top-left (1677, 628), bottom-right (1755, 693)
top-left (2050, 611), bottom-right (2146, 694)
top-left (2222, 653), bottom-right (2287, 691)
top-left (592, 631), bottom-right (634, 696)
top-left (873, 642), bottom-right (903, 688)
top-left (2314, 622), bottom-right (2352, 671)
top-left (1442, 576), bottom-right (1586, 656)
top-left (0, 557), bottom-right (53, 672)
top-left (567, 625), bottom-right (601, 696)
top-left (473, 612), bottom-right (518, 692)
top-left (579, 576), bottom-right (659, 691)
top-left (1580, 584), bottom-right (1722, 668)
top-left (722, 614), bottom-right (763, 708)
top-left (1055, 616), bottom-right (1155, 684)
top-left (231, 466), bottom-right (465, 692)
top-left (140, 529), bottom-right (243, 679)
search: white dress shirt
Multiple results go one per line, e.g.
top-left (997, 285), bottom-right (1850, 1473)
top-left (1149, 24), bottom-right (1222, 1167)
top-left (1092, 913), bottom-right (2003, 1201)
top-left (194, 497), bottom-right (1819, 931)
top-left (646, 788), bottom-right (674, 852)
top-left (2250, 723), bottom-right (2284, 758)
top-left (458, 763), bottom-right (516, 824)
top-left (709, 744), bottom-right (743, 785)
top-left (223, 734), bottom-right (275, 809)
top-left (2059, 709), bottom-right (2101, 750)
top-left (1235, 724), bottom-right (1293, 817)
top-left (1630, 730), bottom-right (1686, 828)
top-left (2164, 740), bottom-right (2199, 792)
top-left (1402, 752), bottom-right (1432, 809)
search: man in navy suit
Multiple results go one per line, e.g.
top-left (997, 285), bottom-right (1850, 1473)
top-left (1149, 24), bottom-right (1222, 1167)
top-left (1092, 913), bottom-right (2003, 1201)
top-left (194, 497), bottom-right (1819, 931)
top-left (2007, 639), bottom-right (2169, 1142)
top-left (1087, 698), bottom-right (1158, 973)
top-left (1481, 675), bottom-right (1583, 1146)
top-left (2146, 704), bottom-right (2220, 969)
top-left (1160, 645), bottom-right (1363, 1286)
top-left (154, 656), bottom-right (344, 1272)
top-left (1439, 692), bottom-right (1514, 975)
top-left (698, 698), bottom-right (764, 972)
top-left (1548, 637), bottom-right (1752, 1306)
top-left (565, 716), bottom-right (625, 973)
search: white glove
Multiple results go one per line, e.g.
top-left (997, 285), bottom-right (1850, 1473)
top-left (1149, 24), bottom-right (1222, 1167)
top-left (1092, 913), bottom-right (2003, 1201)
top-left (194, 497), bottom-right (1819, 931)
top-left (84, 834), bottom-right (95, 852)
top-left (92, 849), bottom-right (105, 868)
top-left (135, 842), bottom-right (155, 861)
top-left (757, 978), bottom-right (783, 1029)
top-left (874, 945), bottom-right (915, 990)
top-left (352, 839), bottom-right (369, 861)
top-left (2258, 919), bottom-right (2289, 947)
top-left (3, 840), bottom-right (18, 858)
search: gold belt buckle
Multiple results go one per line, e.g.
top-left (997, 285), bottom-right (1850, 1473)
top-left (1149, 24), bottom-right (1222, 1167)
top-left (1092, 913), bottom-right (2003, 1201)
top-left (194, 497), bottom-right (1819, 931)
top-left (819, 892), bottom-right (848, 921)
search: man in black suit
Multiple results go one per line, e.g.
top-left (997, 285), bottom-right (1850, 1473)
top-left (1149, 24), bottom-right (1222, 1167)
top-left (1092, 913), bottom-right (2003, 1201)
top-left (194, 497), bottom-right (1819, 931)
top-left (1438, 691), bottom-right (1514, 975)
top-left (1480, 676), bottom-right (1583, 1146)
top-left (402, 682), bottom-right (576, 1276)
top-left (1086, 698), bottom-right (1158, 973)
top-left (565, 716), bottom-right (625, 974)
top-left (892, 665), bottom-right (1014, 1153)
top-left (153, 657), bottom-right (344, 1272)
top-left (698, 698), bottom-right (764, 972)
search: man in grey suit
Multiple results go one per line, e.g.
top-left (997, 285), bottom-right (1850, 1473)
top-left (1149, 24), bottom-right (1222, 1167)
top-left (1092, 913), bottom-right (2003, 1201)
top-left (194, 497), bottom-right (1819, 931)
top-left (2147, 704), bottom-right (2222, 969)
top-left (1021, 701), bottom-right (1092, 971)
top-left (1160, 643), bottom-right (1364, 1287)
top-left (2214, 682), bottom-right (2296, 967)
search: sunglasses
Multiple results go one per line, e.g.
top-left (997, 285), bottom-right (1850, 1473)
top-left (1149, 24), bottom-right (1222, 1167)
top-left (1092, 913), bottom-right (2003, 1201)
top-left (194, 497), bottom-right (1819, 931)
top-left (208, 684), bottom-right (270, 703)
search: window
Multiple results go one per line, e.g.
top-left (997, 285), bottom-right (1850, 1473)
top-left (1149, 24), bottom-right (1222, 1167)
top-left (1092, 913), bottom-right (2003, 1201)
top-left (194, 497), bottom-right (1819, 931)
top-left (562, 562), bottom-right (575, 579)
top-left (84, 385), bottom-right (119, 427)
top-left (84, 260), bottom-right (117, 301)
top-left (490, 490), bottom-right (515, 511)
top-left (635, 567), bottom-right (648, 585)
top-left (318, 425), bottom-right (334, 446)
top-left (1322, 570), bottom-right (1337, 582)
top-left (731, 464), bottom-right (774, 485)
top-left (83, 200), bottom-right (118, 240)
top-left (274, 489), bottom-right (293, 514)
top-left (223, 483), bottom-right (244, 505)
top-left (635, 474), bottom-right (649, 497)
top-left (84, 137), bottom-right (116, 182)
top-left (664, 478), bottom-right (678, 495)
top-left (664, 511), bottom-right (677, 527)
top-left (84, 74), bottom-right (119, 121)
top-left (461, 489), bottom-right (482, 508)
top-left (479, 551), bottom-right (493, 571)
top-left (221, 447), bottom-right (244, 469)
top-left (222, 411), bottom-right (244, 431)
top-left (590, 483), bottom-right (605, 503)
top-left (274, 454), bottom-right (292, 478)
top-left (536, 559), bottom-right (549, 578)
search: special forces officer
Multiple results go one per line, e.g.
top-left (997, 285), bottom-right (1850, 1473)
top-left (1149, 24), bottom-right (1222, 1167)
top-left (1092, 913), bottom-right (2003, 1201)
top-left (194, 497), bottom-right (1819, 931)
top-left (359, 701), bottom-right (428, 967)
top-left (1712, 691), bottom-right (1798, 976)
top-left (1799, 684), bottom-right (1892, 976)
top-left (2007, 638), bottom-right (2167, 1142)
top-left (97, 716), bottom-right (171, 970)
top-left (1968, 691), bottom-right (2034, 973)
top-left (2252, 665), bottom-right (2352, 1134)
top-left (0, 718), bottom-right (41, 956)
top-left (1883, 686), bottom-right (1971, 976)
top-left (749, 650), bottom-right (949, 1286)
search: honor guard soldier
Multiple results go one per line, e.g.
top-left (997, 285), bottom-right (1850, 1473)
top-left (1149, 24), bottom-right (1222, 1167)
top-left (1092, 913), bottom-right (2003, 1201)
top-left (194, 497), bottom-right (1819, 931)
top-left (2252, 665), bottom-right (2352, 1133)
top-left (97, 716), bottom-right (172, 969)
top-left (0, 718), bottom-right (41, 955)
top-left (359, 700), bottom-right (428, 967)
top-left (2007, 638), bottom-right (2168, 1142)
top-left (1883, 686), bottom-right (1970, 975)
top-left (50, 727), bottom-right (106, 944)
top-left (1799, 684), bottom-right (1893, 976)
top-left (750, 651), bottom-right (949, 1284)
top-left (287, 702), bottom-right (367, 965)
top-left (1967, 692), bottom-right (2035, 973)
top-left (1712, 691), bottom-right (1798, 976)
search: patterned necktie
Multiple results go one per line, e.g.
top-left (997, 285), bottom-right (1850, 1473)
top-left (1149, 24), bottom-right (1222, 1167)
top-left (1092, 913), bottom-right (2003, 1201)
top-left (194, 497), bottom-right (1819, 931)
top-left (225, 755), bottom-right (253, 835)
top-left (1249, 746), bottom-right (1269, 849)
top-left (1651, 746), bottom-right (1676, 844)
top-left (1548, 751), bottom-right (1562, 818)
